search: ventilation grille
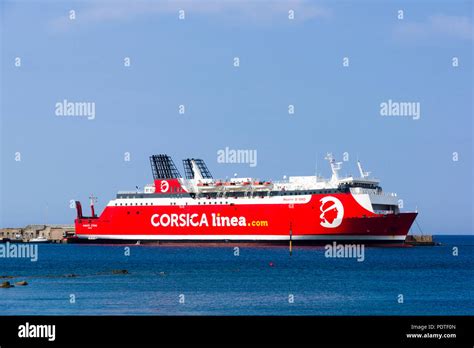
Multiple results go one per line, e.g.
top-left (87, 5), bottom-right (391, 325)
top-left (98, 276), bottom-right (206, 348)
top-left (149, 154), bottom-right (182, 179)
top-left (182, 158), bottom-right (213, 179)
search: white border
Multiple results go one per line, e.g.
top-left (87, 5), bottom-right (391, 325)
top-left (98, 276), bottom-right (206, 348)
top-left (78, 234), bottom-right (406, 241)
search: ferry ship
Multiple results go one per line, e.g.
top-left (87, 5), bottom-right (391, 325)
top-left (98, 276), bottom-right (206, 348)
top-left (74, 154), bottom-right (417, 244)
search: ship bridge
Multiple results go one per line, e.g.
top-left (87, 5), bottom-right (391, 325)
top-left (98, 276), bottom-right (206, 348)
top-left (337, 178), bottom-right (381, 191)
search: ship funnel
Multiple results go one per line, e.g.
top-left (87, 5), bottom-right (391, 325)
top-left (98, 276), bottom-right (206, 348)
top-left (191, 160), bottom-right (203, 180)
top-left (183, 158), bottom-right (213, 180)
top-left (150, 154), bottom-right (182, 179)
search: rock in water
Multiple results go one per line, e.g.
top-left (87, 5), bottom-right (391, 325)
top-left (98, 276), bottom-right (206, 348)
top-left (112, 269), bottom-right (129, 274)
top-left (0, 281), bottom-right (14, 288)
top-left (15, 281), bottom-right (28, 286)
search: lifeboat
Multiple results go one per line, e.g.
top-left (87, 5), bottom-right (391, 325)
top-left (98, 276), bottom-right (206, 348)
top-left (251, 180), bottom-right (274, 191)
top-left (195, 180), bottom-right (219, 193)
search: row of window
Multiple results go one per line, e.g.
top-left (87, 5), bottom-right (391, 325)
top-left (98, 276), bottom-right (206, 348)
top-left (115, 190), bottom-right (341, 206)
top-left (116, 201), bottom-right (234, 207)
top-left (119, 190), bottom-right (340, 201)
top-left (279, 190), bottom-right (338, 195)
top-left (197, 201), bottom-right (229, 205)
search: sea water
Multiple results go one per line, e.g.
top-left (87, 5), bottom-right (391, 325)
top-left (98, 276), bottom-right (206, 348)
top-left (0, 236), bottom-right (472, 315)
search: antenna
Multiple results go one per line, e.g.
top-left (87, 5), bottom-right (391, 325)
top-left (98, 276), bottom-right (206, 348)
top-left (325, 153), bottom-right (342, 182)
top-left (357, 160), bottom-right (371, 178)
top-left (89, 194), bottom-right (97, 217)
top-left (315, 152), bottom-right (318, 178)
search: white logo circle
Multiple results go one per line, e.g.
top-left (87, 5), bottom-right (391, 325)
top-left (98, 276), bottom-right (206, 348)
top-left (319, 196), bottom-right (344, 228)
top-left (160, 180), bottom-right (169, 193)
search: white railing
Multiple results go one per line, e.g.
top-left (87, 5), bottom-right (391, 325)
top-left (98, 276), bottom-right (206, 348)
top-left (350, 188), bottom-right (397, 197)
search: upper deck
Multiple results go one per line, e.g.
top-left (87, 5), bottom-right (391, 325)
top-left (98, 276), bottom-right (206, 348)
top-left (116, 153), bottom-right (396, 201)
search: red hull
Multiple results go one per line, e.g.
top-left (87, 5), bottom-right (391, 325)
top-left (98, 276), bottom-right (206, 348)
top-left (75, 193), bottom-right (417, 243)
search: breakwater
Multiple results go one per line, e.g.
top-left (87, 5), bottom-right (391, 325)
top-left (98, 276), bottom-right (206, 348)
top-left (0, 225), bottom-right (75, 243)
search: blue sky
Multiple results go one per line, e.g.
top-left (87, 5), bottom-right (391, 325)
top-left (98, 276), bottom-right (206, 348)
top-left (1, 0), bottom-right (472, 234)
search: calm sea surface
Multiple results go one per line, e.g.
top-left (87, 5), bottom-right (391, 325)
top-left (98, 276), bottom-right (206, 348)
top-left (1, 235), bottom-right (472, 315)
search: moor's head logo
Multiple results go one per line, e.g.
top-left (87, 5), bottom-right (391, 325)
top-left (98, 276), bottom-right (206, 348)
top-left (160, 180), bottom-right (170, 193)
top-left (319, 196), bottom-right (344, 228)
